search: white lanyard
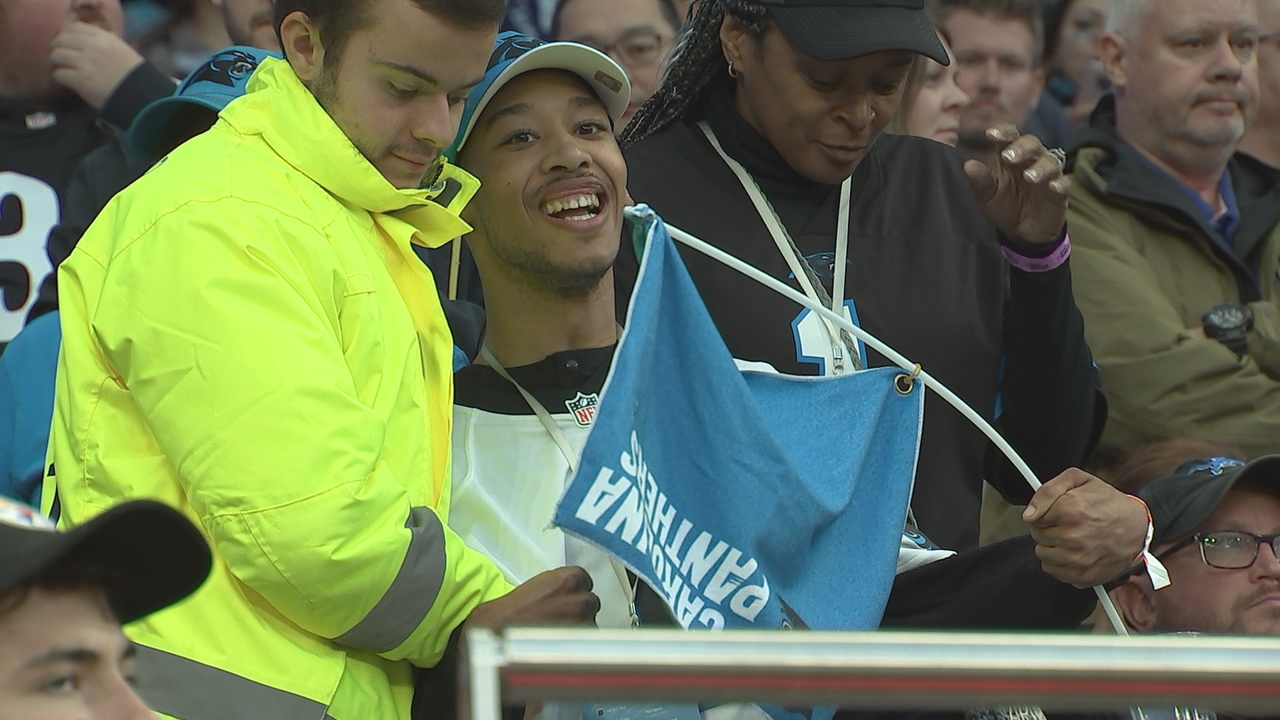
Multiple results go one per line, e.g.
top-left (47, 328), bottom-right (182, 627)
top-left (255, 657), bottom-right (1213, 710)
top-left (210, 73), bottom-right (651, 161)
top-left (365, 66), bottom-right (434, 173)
top-left (480, 346), bottom-right (580, 472)
top-left (478, 346), bottom-right (639, 625)
top-left (697, 122), bottom-right (859, 374)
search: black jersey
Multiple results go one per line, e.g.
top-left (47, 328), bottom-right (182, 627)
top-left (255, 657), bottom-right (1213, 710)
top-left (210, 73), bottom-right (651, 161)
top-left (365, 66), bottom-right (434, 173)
top-left (0, 97), bottom-right (107, 343)
top-left (0, 62), bottom-right (175, 342)
top-left (618, 87), bottom-right (1103, 551)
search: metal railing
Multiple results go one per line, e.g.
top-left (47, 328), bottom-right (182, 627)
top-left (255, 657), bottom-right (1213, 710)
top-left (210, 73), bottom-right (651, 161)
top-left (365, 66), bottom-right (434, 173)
top-left (462, 628), bottom-right (1280, 719)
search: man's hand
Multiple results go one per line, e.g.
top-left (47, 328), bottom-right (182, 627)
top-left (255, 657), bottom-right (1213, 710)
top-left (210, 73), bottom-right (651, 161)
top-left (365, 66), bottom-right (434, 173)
top-left (1023, 468), bottom-right (1148, 588)
top-left (49, 22), bottom-right (145, 110)
top-left (964, 124), bottom-right (1071, 247)
top-left (465, 566), bottom-right (600, 629)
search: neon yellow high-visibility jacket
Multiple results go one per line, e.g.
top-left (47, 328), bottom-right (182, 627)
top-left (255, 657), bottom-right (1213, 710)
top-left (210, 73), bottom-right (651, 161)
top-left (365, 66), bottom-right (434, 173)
top-left (43, 57), bottom-right (513, 720)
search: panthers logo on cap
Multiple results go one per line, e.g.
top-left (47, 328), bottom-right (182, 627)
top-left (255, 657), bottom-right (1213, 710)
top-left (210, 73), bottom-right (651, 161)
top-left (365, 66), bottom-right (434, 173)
top-left (191, 49), bottom-right (263, 88)
top-left (1177, 456), bottom-right (1245, 477)
top-left (487, 34), bottom-right (545, 71)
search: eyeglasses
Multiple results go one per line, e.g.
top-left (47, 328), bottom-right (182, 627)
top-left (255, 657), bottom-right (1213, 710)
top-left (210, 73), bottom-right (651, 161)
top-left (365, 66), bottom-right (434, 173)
top-left (1157, 531), bottom-right (1280, 570)
top-left (587, 28), bottom-right (670, 68)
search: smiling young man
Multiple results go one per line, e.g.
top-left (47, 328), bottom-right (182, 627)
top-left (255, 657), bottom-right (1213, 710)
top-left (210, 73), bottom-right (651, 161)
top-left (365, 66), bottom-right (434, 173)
top-left (1066, 0), bottom-right (1280, 468)
top-left (443, 32), bottom-right (638, 628)
top-left (43, 1), bottom-right (600, 718)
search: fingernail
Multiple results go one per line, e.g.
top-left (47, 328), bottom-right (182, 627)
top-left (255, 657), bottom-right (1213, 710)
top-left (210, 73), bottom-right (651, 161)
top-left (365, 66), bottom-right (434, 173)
top-left (1023, 504), bottom-right (1036, 519)
top-left (1002, 149), bottom-right (1018, 162)
top-left (1024, 168), bottom-right (1040, 182)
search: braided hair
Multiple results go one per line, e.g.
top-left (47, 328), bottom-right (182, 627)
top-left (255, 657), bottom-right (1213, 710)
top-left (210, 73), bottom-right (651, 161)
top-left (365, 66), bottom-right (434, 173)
top-left (620, 0), bottom-right (769, 146)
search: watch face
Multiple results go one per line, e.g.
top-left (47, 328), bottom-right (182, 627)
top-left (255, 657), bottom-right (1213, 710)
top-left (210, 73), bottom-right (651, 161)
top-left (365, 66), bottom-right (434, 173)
top-left (1207, 304), bottom-right (1250, 330)
top-left (1216, 308), bottom-right (1246, 327)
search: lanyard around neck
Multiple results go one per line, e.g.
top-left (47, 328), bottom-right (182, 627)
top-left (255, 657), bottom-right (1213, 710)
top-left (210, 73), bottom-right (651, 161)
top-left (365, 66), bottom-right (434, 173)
top-left (478, 345), bottom-right (639, 625)
top-left (697, 122), bottom-right (860, 373)
top-left (479, 346), bottom-right (580, 472)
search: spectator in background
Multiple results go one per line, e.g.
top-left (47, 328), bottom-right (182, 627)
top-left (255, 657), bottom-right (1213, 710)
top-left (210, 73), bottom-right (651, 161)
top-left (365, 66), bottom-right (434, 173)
top-left (502, 0), bottom-right (557, 38)
top-left (1042, 0), bottom-right (1110, 128)
top-left (0, 496), bottom-right (211, 720)
top-left (134, 0), bottom-right (231, 77)
top-left (551, 0), bottom-right (682, 129)
top-left (1067, 0), bottom-right (1280, 469)
top-left (3, 37), bottom-right (283, 510)
top-left (934, 0), bottom-right (1071, 153)
top-left (885, 29), bottom-right (969, 145)
top-left (44, 0), bottom-right (598, 717)
top-left (0, 0), bottom-right (173, 348)
top-left (26, 0), bottom-right (283, 328)
top-left (211, 0), bottom-right (275, 48)
top-left (1239, 0), bottom-right (1280, 167)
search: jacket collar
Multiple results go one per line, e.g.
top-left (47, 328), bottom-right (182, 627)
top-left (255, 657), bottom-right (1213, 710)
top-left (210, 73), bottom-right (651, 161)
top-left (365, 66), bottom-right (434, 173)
top-left (224, 58), bottom-right (478, 248)
top-left (1072, 95), bottom-right (1280, 267)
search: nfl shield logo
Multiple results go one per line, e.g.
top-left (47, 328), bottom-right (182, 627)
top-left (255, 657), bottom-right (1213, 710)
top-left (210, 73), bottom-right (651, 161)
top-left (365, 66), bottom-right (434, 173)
top-left (25, 112), bottom-right (57, 130)
top-left (565, 392), bottom-right (599, 428)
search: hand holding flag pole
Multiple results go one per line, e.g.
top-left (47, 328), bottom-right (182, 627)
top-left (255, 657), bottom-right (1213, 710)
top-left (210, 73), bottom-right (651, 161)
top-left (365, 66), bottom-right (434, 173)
top-left (658, 216), bottom-right (1132, 636)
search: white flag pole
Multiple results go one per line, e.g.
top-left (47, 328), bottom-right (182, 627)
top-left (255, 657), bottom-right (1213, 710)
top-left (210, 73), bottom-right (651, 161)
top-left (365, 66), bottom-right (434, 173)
top-left (659, 218), bottom-right (1129, 636)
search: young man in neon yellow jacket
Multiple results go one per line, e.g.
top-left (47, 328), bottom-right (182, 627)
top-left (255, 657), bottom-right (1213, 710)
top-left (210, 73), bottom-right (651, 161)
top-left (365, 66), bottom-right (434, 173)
top-left (42, 0), bottom-right (601, 717)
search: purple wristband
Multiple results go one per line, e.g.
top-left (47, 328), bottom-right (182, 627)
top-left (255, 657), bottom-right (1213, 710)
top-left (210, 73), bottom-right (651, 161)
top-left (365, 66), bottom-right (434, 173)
top-left (1001, 233), bottom-right (1071, 273)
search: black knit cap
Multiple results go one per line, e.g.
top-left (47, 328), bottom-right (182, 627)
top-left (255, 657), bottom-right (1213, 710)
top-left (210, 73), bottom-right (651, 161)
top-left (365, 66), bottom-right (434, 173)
top-left (759, 0), bottom-right (950, 64)
top-left (0, 499), bottom-right (211, 623)
top-left (1137, 455), bottom-right (1280, 547)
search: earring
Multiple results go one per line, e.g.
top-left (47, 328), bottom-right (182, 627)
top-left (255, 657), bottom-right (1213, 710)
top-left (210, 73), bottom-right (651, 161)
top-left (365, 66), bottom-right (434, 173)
top-left (727, 60), bottom-right (739, 78)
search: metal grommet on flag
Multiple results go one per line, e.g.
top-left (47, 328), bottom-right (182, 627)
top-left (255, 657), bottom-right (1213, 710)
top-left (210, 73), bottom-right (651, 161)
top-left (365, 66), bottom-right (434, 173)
top-left (894, 364), bottom-right (922, 395)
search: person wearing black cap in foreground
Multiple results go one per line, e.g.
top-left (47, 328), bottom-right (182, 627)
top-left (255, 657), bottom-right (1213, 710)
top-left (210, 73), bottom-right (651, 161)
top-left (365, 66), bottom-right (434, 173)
top-left (1112, 455), bottom-right (1280, 636)
top-left (0, 497), bottom-right (210, 719)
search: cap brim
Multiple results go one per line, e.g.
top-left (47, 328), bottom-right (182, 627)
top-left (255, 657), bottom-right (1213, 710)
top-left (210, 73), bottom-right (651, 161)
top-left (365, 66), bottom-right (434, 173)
top-left (126, 94), bottom-right (224, 163)
top-left (769, 5), bottom-right (949, 64)
top-left (1143, 455), bottom-right (1280, 545)
top-left (53, 502), bottom-right (211, 623)
top-left (452, 42), bottom-right (631, 157)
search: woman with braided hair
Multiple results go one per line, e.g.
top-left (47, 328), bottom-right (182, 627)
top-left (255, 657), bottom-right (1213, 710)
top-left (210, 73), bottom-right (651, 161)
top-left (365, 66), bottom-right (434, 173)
top-left (613, 0), bottom-right (1153, 637)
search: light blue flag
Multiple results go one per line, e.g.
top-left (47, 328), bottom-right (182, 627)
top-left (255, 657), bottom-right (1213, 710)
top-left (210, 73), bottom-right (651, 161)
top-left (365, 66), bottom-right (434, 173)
top-left (554, 206), bottom-right (924, 633)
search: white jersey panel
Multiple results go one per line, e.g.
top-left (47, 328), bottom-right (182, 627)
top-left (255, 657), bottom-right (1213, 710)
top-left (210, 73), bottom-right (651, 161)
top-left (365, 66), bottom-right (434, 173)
top-left (451, 406), bottom-right (634, 629)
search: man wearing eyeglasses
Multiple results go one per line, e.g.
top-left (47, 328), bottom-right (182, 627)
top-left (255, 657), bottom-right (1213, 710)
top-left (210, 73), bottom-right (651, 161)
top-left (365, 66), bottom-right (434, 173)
top-left (1111, 455), bottom-right (1280, 636)
top-left (551, 0), bottom-right (683, 128)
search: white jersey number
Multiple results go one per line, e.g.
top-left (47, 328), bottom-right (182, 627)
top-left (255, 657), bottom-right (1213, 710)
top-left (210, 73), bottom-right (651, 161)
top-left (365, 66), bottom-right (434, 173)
top-left (791, 300), bottom-right (864, 377)
top-left (0, 172), bottom-right (58, 343)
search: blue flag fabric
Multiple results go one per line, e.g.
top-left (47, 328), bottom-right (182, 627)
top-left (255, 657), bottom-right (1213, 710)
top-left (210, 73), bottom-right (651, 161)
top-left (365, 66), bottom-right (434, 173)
top-left (554, 206), bottom-right (924, 632)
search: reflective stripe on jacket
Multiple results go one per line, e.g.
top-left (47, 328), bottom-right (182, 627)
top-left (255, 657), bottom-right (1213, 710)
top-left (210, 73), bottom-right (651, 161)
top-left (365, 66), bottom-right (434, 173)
top-left (44, 57), bottom-right (512, 720)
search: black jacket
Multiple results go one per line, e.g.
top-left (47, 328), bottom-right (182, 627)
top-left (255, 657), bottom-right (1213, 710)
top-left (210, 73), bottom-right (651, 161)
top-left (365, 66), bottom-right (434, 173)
top-left (618, 87), bottom-right (1104, 551)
